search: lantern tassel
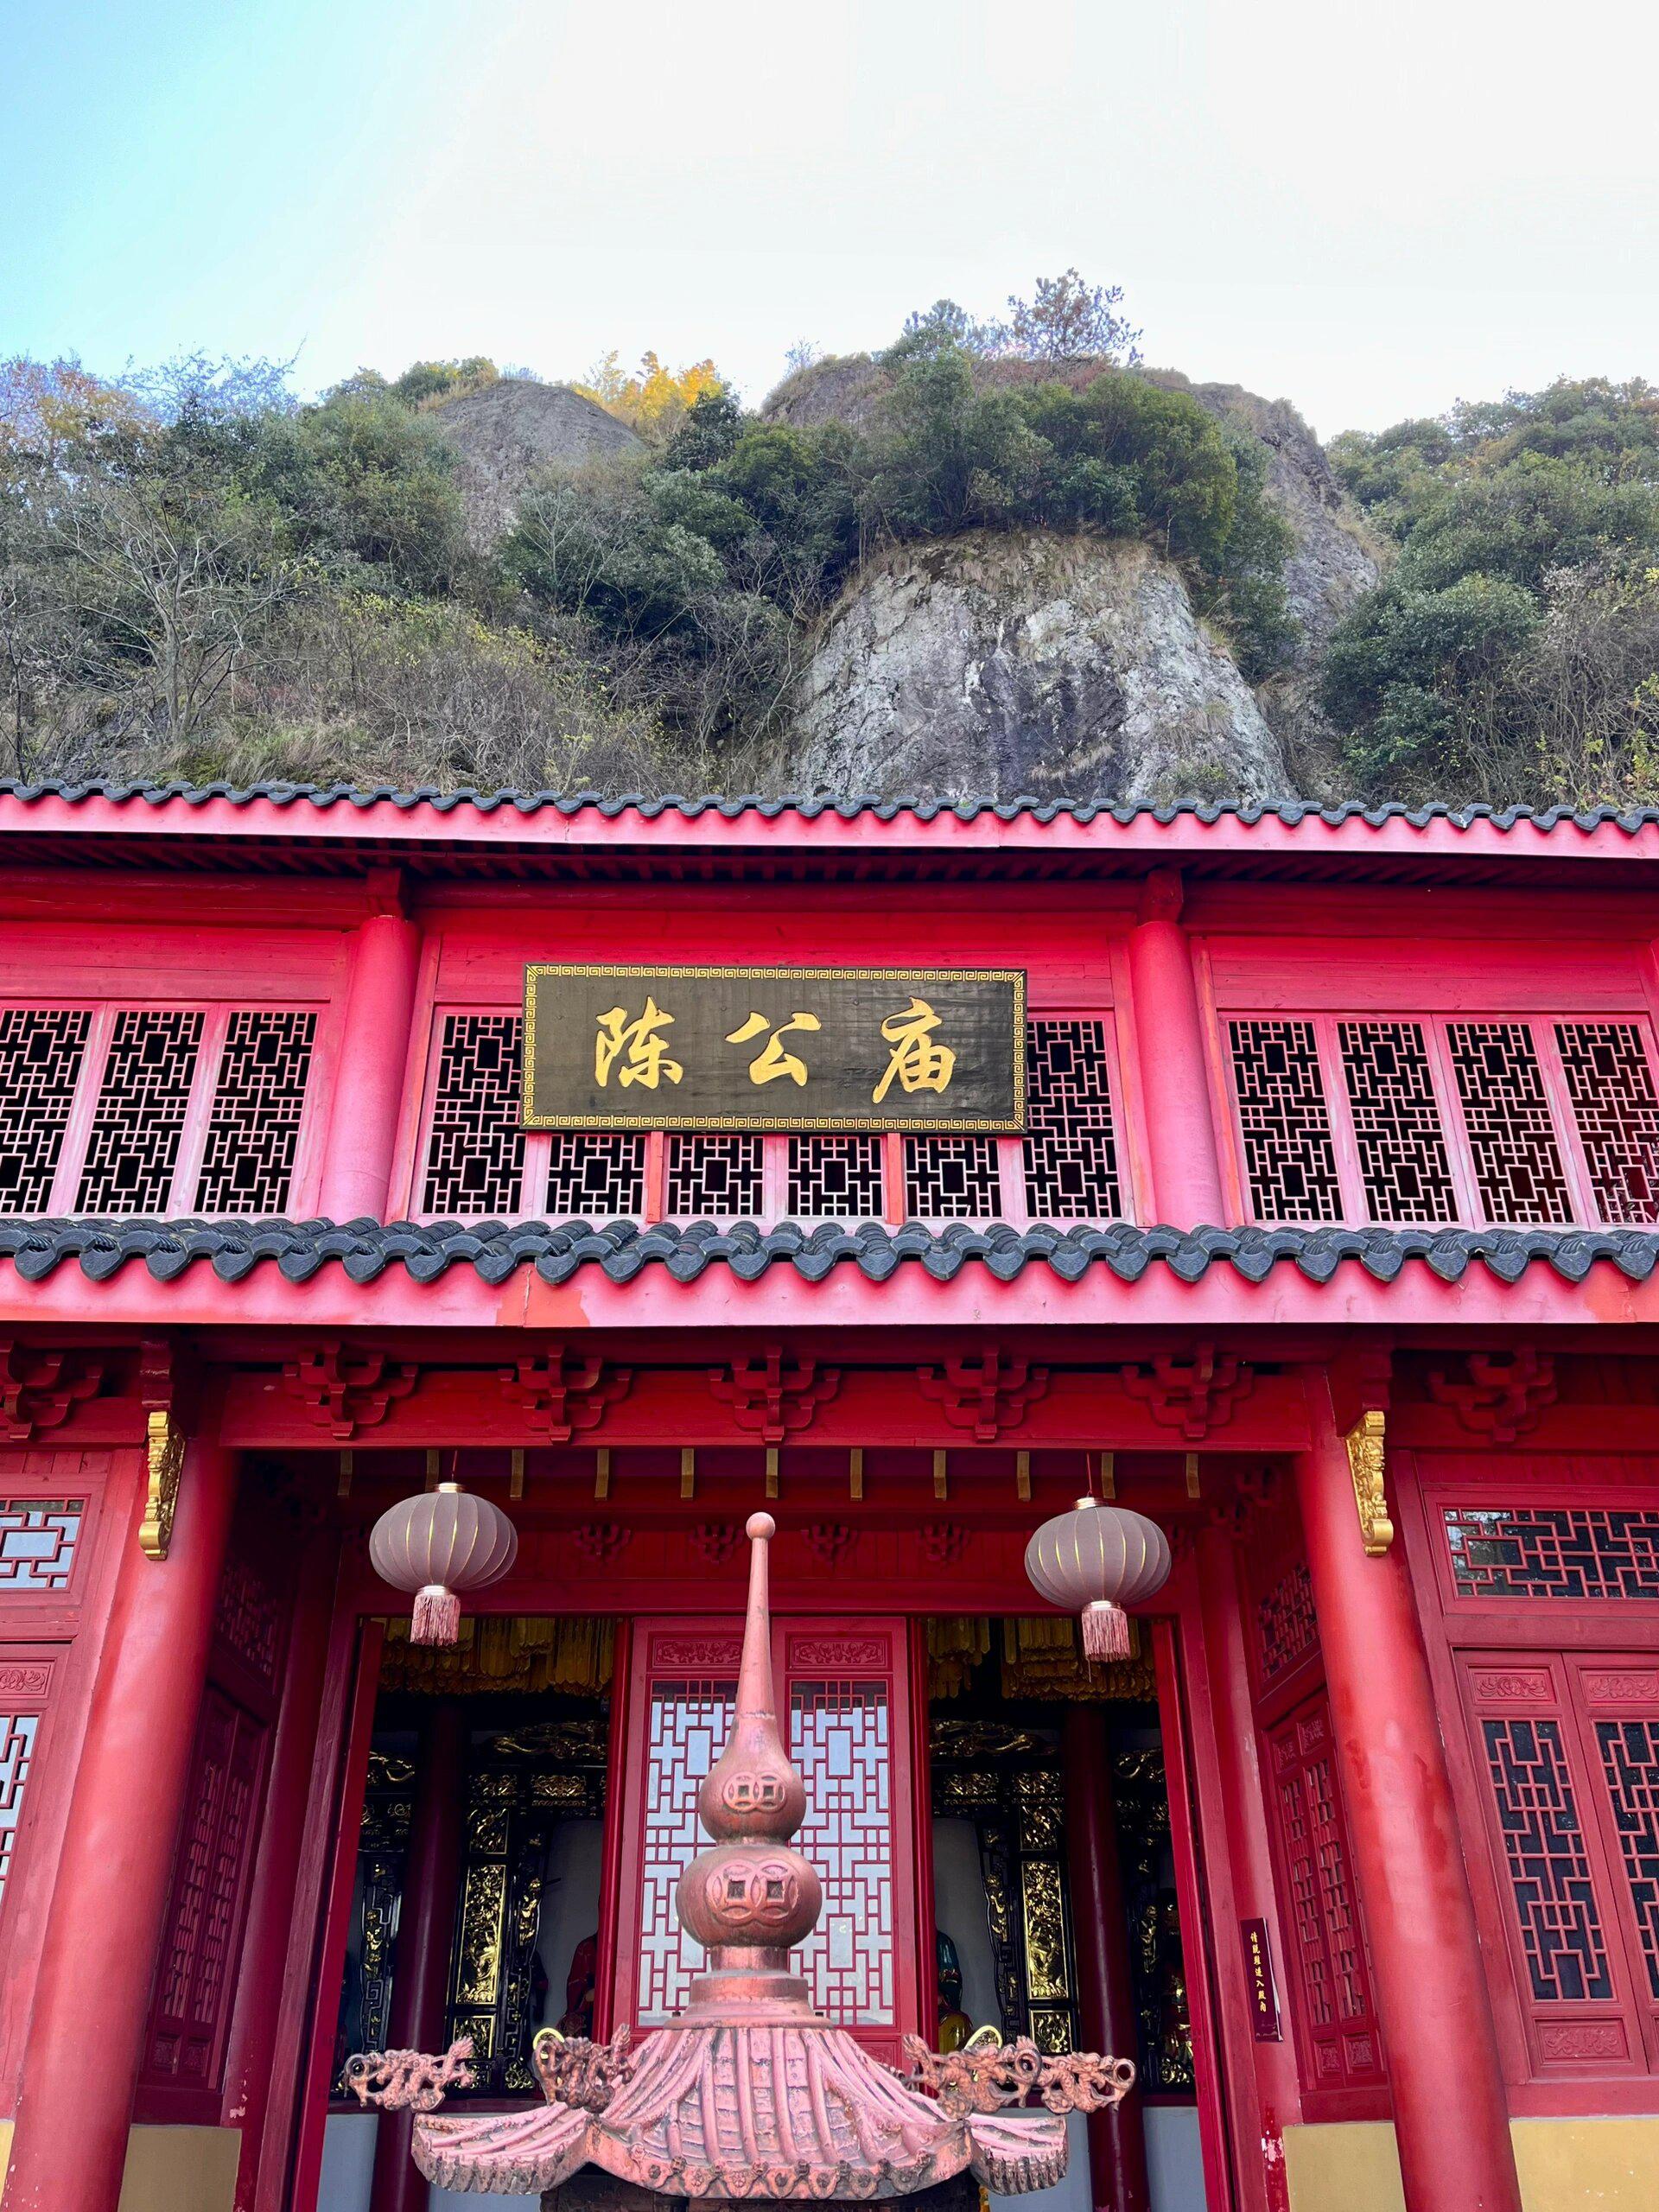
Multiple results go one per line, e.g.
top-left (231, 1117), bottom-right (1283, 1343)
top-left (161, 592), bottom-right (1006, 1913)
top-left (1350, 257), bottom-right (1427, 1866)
top-left (1081, 1600), bottom-right (1131, 1661)
top-left (411, 1583), bottom-right (461, 1647)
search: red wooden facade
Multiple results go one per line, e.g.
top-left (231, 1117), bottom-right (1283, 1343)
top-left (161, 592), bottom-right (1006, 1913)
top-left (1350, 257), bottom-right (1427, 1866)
top-left (2, 784), bottom-right (1659, 2212)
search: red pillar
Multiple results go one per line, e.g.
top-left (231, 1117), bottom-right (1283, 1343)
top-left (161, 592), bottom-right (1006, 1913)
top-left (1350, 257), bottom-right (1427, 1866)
top-left (1063, 1707), bottom-right (1150, 2212)
top-left (1294, 1380), bottom-right (1521, 2212)
top-left (1, 1438), bottom-right (237, 2212)
top-left (316, 883), bottom-right (421, 1223)
top-left (368, 1698), bottom-right (466, 2212)
top-left (1125, 868), bottom-right (1227, 1226)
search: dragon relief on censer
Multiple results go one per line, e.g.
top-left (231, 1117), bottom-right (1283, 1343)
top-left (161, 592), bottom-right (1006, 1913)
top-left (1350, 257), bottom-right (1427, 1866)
top-left (344, 1513), bottom-right (1134, 2208)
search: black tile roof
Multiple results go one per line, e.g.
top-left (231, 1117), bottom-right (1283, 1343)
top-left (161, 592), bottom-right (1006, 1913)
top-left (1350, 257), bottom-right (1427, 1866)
top-left (4, 779), bottom-right (1659, 834)
top-left (1, 1216), bottom-right (1656, 1287)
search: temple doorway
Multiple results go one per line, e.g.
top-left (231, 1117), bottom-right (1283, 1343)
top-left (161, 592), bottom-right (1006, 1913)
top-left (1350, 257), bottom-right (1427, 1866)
top-left (927, 1618), bottom-right (1208, 2212)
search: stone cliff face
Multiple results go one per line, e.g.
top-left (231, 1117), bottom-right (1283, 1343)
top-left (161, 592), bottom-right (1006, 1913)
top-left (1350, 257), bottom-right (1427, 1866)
top-left (786, 532), bottom-right (1293, 806)
top-left (767, 359), bottom-right (1380, 803)
top-left (432, 379), bottom-right (643, 549)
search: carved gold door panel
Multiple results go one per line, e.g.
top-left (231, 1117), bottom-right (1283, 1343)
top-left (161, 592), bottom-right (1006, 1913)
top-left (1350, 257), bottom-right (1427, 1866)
top-left (610, 1618), bottom-right (922, 2060)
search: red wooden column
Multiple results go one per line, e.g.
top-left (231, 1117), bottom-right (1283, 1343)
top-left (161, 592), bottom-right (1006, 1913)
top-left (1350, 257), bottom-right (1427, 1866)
top-left (1294, 1379), bottom-right (1521, 2212)
top-left (369, 1697), bottom-right (467, 2212)
top-left (316, 874), bottom-right (421, 1223)
top-left (1, 1438), bottom-right (238, 2212)
top-left (1125, 868), bottom-right (1227, 1226)
top-left (1063, 1707), bottom-right (1150, 2212)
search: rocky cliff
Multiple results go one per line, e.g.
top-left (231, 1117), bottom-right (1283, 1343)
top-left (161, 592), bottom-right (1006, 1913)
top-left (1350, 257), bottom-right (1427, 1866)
top-left (432, 378), bottom-right (643, 548)
top-left (785, 532), bottom-right (1292, 806)
top-left (767, 358), bottom-right (1380, 802)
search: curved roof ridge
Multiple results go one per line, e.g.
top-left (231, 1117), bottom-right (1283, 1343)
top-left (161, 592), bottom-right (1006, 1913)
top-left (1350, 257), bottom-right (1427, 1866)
top-left (3, 776), bottom-right (1658, 836)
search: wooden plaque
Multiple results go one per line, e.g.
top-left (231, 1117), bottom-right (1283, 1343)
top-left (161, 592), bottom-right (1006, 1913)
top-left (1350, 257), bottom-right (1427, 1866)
top-left (523, 964), bottom-right (1026, 1131)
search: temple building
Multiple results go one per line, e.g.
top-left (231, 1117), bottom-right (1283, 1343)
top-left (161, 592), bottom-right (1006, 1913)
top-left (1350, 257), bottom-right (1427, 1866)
top-left (1, 778), bottom-right (1658, 2212)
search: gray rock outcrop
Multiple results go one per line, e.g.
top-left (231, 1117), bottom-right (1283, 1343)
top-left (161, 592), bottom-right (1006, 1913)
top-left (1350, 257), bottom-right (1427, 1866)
top-left (431, 379), bottom-right (643, 548)
top-left (787, 531), bottom-right (1294, 806)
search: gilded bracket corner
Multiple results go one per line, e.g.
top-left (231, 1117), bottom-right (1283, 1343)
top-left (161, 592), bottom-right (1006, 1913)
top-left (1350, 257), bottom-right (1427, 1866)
top-left (1344, 1408), bottom-right (1394, 1555)
top-left (140, 1408), bottom-right (186, 1559)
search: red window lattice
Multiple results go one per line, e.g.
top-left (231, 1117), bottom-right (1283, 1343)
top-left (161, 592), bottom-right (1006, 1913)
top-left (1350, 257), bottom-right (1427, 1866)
top-left (1337, 1020), bottom-right (1458, 1224)
top-left (1257, 1559), bottom-right (1318, 1684)
top-left (788, 1136), bottom-right (883, 1217)
top-left (546, 1133), bottom-right (645, 1217)
top-left (0, 1010), bottom-right (91, 1213)
top-left (0, 1499), bottom-right (84, 1592)
top-left (422, 1014), bottom-right (525, 1216)
top-left (142, 1686), bottom-right (265, 2092)
top-left (665, 1136), bottom-right (763, 1217)
top-left (1445, 1508), bottom-right (1659, 1602)
top-left (194, 1010), bottom-right (316, 1215)
top-left (1594, 1720), bottom-right (1659, 1999)
top-left (1446, 1022), bottom-right (1573, 1224)
top-left (905, 1135), bottom-right (1001, 1218)
top-left (77, 1009), bottom-right (204, 1212)
top-left (1556, 1022), bottom-right (1659, 1224)
top-left (1480, 1713), bottom-right (1613, 2004)
top-left (1022, 1020), bottom-right (1121, 1220)
top-left (1228, 1019), bottom-right (1343, 1223)
top-left (1265, 1693), bottom-right (1386, 2091)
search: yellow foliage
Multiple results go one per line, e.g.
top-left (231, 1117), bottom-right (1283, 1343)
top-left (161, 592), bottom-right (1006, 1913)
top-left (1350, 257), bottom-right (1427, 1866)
top-left (0, 356), bottom-right (151, 461)
top-left (575, 350), bottom-right (724, 441)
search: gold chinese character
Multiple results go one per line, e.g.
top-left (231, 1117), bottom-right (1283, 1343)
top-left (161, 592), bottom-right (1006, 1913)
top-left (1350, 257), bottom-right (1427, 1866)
top-left (727, 1008), bottom-right (822, 1087)
top-left (594, 996), bottom-right (683, 1090)
top-left (873, 996), bottom-right (957, 1103)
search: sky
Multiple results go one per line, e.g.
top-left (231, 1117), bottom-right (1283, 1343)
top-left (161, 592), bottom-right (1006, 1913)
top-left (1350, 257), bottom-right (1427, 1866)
top-left (3, 0), bottom-right (1656, 442)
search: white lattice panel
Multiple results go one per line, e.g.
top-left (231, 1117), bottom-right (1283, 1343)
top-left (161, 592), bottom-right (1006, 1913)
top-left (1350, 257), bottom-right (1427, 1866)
top-left (788, 1136), bottom-right (883, 1217)
top-left (1022, 1020), bottom-right (1121, 1219)
top-left (0, 1711), bottom-right (38, 1910)
top-left (421, 1014), bottom-right (525, 1216)
top-left (791, 1681), bottom-right (893, 2023)
top-left (904, 1136), bottom-right (1000, 1218)
top-left (0, 1500), bottom-right (82, 1591)
top-left (638, 1681), bottom-right (734, 2023)
top-left (1447, 1022), bottom-right (1573, 1224)
top-left (1555, 1022), bottom-right (1659, 1224)
top-left (545, 1133), bottom-right (645, 1217)
top-left (664, 1137), bottom-right (763, 1218)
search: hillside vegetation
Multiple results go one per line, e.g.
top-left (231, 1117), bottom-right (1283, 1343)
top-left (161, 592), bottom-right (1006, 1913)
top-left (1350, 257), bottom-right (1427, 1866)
top-left (3, 283), bottom-right (1656, 809)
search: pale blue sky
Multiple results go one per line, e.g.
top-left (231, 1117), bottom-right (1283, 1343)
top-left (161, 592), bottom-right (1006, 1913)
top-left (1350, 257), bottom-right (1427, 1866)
top-left (3, 0), bottom-right (1656, 438)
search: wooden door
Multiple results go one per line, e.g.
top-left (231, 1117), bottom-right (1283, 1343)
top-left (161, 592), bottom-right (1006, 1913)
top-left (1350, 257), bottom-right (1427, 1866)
top-left (608, 1615), bottom-right (920, 2060)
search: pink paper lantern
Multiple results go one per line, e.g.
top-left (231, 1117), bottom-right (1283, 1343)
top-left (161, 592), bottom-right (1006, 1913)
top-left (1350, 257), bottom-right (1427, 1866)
top-left (1024, 1497), bottom-right (1172, 1659)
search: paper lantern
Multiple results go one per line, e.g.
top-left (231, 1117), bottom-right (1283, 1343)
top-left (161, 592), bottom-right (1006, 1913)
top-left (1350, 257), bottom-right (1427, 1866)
top-left (1024, 1496), bottom-right (1171, 1660)
top-left (369, 1480), bottom-right (518, 1646)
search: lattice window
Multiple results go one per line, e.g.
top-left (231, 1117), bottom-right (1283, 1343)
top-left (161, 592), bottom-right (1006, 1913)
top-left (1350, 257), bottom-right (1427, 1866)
top-left (1447, 1022), bottom-right (1573, 1224)
top-left (1022, 1020), bottom-right (1121, 1220)
top-left (664, 1136), bottom-right (762, 1217)
top-left (639, 1679), bottom-right (734, 2023)
top-left (422, 1014), bottom-right (525, 1217)
top-left (1257, 1560), bottom-right (1317, 1684)
top-left (1267, 1695), bottom-right (1385, 2089)
top-left (787, 1136), bottom-right (883, 1217)
top-left (0, 1010), bottom-right (91, 1213)
top-left (791, 1679), bottom-right (894, 2024)
top-left (1594, 1721), bottom-right (1659, 2000)
top-left (194, 1010), bottom-right (315, 1214)
top-left (1229, 1020), bottom-right (1343, 1223)
top-left (905, 1135), bottom-right (1000, 1218)
top-left (1337, 1020), bottom-right (1457, 1223)
top-left (1556, 1022), bottom-right (1659, 1224)
top-left (0, 1500), bottom-right (83, 1592)
top-left (1482, 1715), bottom-right (1612, 2002)
top-left (77, 1010), bottom-right (203, 1212)
top-left (545, 1133), bottom-right (645, 1218)
top-left (143, 1687), bottom-right (264, 2089)
top-left (1445, 1509), bottom-right (1659, 1601)
top-left (0, 1711), bottom-right (37, 1910)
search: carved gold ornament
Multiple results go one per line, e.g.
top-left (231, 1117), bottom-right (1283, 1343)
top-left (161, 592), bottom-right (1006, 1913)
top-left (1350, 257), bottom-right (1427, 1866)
top-left (140, 1408), bottom-right (185, 1559)
top-left (1344, 1408), bottom-right (1394, 1554)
